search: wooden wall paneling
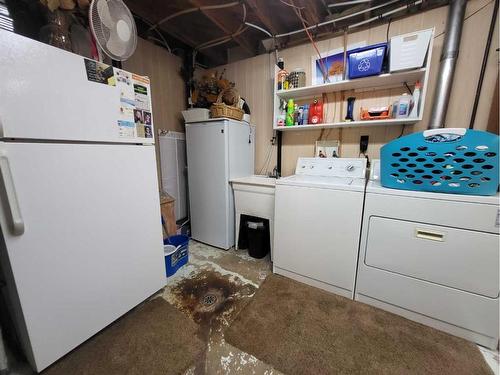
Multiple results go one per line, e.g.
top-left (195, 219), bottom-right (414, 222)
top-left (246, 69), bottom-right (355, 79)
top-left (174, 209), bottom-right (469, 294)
top-left (203, 0), bottom-right (497, 176)
top-left (123, 37), bottom-right (186, 186)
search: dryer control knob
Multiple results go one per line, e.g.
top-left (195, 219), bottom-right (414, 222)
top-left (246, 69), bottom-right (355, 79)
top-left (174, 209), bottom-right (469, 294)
top-left (346, 165), bottom-right (355, 172)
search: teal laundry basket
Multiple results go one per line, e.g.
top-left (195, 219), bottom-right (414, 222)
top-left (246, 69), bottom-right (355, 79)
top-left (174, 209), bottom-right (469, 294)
top-left (381, 128), bottom-right (499, 196)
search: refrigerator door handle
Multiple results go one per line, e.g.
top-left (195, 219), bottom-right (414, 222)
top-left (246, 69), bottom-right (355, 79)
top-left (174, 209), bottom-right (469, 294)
top-left (0, 151), bottom-right (24, 235)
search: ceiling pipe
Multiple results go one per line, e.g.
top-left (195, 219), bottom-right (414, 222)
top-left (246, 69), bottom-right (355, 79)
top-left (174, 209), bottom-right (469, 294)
top-left (329, 0), bottom-right (372, 7)
top-left (427, 0), bottom-right (467, 129)
top-left (275, 0), bottom-right (401, 38)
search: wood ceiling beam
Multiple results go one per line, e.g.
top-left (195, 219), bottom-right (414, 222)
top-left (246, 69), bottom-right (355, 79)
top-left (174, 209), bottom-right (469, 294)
top-left (188, 0), bottom-right (256, 57)
top-left (244, 0), bottom-right (280, 36)
top-left (125, 0), bottom-right (225, 65)
top-left (298, 0), bottom-right (323, 26)
top-left (159, 25), bottom-right (226, 66)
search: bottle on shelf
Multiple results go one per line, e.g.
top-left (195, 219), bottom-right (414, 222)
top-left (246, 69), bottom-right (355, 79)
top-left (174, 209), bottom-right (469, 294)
top-left (276, 58), bottom-right (288, 91)
top-left (395, 93), bottom-right (411, 118)
top-left (409, 81), bottom-right (421, 118)
top-left (286, 98), bottom-right (295, 126)
top-left (276, 100), bottom-right (286, 126)
top-left (309, 99), bottom-right (323, 124)
top-left (298, 106), bottom-right (304, 125)
top-left (303, 104), bottom-right (309, 125)
top-left (345, 97), bottom-right (355, 121)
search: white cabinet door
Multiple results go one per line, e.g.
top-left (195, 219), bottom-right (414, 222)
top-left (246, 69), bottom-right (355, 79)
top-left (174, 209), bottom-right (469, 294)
top-left (0, 142), bottom-right (165, 371)
top-left (186, 122), bottom-right (230, 249)
top-left (228, 122), bottom-right (255, 179)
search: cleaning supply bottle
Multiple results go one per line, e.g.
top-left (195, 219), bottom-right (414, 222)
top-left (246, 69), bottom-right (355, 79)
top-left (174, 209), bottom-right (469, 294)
top-left (286, 98), bottom-right (295, 126)
top-left (309, 99), bottom-right (323, 124)
top-left (293, 104), bottom-right (299, 125)
top-left (303, 104), bottom-right (309, 125)
top-left (409, 81), bottom-right (421, 118)
top-left (395, 93), bottom-right (411, 118)
top-left (276, 58), bottom-right (288, 91)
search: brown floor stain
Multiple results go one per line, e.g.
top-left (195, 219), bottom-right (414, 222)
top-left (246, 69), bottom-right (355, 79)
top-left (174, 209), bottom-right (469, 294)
top-left (168, 269), bottom-right (257, 374)
top-left (170, 270), bottom-right (256, 330)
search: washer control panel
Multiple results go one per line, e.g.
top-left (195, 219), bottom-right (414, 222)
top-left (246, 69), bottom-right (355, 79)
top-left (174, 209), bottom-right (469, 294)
top-left (295, 158), bottom-right (367, 178)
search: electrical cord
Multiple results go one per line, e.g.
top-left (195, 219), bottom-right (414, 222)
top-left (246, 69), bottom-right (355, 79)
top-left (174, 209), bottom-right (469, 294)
top-left (386, 18), bottom-right (392, 42)
top-left (133, 13), bottom-right (172, 53)
top-left (398, 124), bottom-right (406, 138)
top-left (286, 0), bottom-right (329, 83)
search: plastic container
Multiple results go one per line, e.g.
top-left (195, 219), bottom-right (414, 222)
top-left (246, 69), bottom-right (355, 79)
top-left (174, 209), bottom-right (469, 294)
top-left (348, 43), bottom-right (387, 79)
top-left (246, 221), bottom-right (270, 259)
top-left (390, 29), bottom-right (432, 72)
top-left (163, 235), bottom-right (189, 277)
top-left (309, 99), bottom-right (323, 124)
top-left (288, 68), bottom-right (306, 88)
top-left (394, 93), bottom-right (411, 118)
top-left (380, 129), bottom-right (499, 196)
top-left (182, 108), bottom-right (210, 123)
top-left (303, 104), bottom-right (309, 125)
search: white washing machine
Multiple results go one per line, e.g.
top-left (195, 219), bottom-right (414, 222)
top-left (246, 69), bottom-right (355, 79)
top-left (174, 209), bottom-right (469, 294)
top-left (273, 157), bottom-right (367, 299)
top-left (355, 160), bottom-right (500, 349)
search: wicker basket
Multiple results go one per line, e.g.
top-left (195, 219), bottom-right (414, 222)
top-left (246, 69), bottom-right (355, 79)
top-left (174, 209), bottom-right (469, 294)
top-left (210, 88), bottom-right (244, 121)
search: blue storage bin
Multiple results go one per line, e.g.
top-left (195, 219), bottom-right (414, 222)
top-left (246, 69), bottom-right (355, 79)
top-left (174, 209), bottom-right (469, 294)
top-left (163, 235), bottom-right (189, 277)
top-left (381, 129), bottom-right (499, 196)
top-left (348, 43), bottom-right (387, 79)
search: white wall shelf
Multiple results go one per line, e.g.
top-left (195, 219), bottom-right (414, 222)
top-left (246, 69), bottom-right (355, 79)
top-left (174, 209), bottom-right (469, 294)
top-left (272, 28), bottom-right (434, 133)
top-left (276, 68), bottom-right (426, 100)
top-left (274, 118), bottom-right (421, 131)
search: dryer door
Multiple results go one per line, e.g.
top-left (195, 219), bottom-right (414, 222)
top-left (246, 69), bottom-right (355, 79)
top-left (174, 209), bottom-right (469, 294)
top-left (364, 216), bottom-right (499, 298)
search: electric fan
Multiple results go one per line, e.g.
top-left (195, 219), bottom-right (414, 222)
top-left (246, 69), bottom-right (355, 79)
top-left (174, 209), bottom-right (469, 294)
top-left (89, 0), bottom-right (137, 61)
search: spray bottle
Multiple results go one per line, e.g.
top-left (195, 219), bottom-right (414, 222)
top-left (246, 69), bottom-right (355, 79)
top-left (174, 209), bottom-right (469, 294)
top-left (286, 98), bottom-right (295, 126)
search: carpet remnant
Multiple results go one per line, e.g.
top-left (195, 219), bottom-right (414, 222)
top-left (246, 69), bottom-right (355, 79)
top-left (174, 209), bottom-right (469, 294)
top-left (225, 274), bottom-right (493, 375)
top-left (43, 298), bottom-right (204, 375)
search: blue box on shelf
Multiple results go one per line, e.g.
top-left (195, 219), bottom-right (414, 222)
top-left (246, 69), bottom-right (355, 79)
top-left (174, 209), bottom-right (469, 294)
top-left (348, 43), bottom-right (387, 79)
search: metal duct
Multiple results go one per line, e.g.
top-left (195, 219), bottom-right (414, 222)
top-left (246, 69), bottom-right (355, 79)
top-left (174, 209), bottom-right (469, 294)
top-left (427, 0), bottom-right (467, 129)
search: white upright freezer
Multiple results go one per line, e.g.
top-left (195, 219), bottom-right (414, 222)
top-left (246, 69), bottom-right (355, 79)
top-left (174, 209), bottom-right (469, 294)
top-left (186, 119), bottom-right (255, 249)
top-left (0, 30), bottom-right (166, 371)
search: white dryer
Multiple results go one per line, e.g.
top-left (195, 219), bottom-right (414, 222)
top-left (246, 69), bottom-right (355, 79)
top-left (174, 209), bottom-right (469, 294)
top-left (355, 160), bottom-right (500, 349)
top-left (273, 157), bottom-right (367, 299)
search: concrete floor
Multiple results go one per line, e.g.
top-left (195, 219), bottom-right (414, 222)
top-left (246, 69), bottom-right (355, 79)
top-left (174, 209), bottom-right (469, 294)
top-left (158, 240), bottom-right (282, 375)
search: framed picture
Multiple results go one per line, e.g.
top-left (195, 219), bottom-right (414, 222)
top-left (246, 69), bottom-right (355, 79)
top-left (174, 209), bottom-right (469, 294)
top-left (311, 42), bottom-right (366, 85)
top-left (315, 140), bottom-right (340, 158)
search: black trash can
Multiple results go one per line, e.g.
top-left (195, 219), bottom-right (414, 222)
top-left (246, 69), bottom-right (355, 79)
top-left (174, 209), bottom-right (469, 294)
top-left (246, 220), bottom-right (270, 259)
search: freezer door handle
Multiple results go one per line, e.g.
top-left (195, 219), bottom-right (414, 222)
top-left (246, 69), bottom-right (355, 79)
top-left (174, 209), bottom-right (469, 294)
top-left (0, 151), bottom-right (24, 235)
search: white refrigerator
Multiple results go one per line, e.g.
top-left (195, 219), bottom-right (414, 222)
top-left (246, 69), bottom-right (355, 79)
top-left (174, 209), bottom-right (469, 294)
top-left (0, 30), bottom-right (166, 371)
top-left (186, 119), bottom-right (255, 249)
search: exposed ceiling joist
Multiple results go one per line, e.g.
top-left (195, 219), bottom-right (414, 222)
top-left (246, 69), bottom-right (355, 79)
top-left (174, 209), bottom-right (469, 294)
top-left (189, 0), bottom-right (255, 56)
top-left (244, 0), bottom-right (281, 36)
top-left (298, 0), bottom-right (323, 26)
top-left (163, 25), bottom-right (225, 65)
